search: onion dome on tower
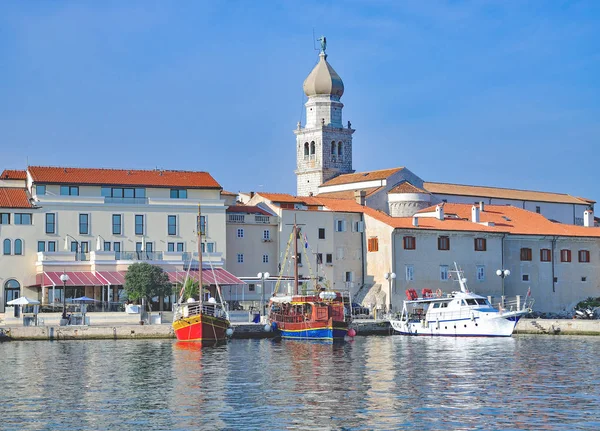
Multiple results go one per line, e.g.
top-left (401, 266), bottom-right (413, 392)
top-left (303, 52), bottom-right (344, 98)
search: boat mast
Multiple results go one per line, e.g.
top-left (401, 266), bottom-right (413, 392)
top-left (198, 204), bottom-right (203, 302)
top-left (294, 215), bottom-right (299, 296)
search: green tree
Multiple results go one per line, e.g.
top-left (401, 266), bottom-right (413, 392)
top-left (180, 278), bottom-right (200, 302)
top-left (124, 263), bottom-right (173, 305)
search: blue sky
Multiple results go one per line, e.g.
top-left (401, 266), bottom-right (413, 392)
top-left (1, 1), bottom-right (599, 203)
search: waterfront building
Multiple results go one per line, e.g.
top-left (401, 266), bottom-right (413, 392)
top-left (0, 166), bottom-right (244, 312)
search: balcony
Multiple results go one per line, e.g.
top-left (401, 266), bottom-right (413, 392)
top-left (116, 251), bottom-right (164, 261)
top-left (104, 197), bottom-right (149, 205)
top-left (228, 214), bottom-right (245, 223)
top-left (255, 215), bottom-right (269, 224)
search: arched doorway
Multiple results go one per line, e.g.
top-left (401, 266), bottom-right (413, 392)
top-left (4, 279), bottom-right (21, 304)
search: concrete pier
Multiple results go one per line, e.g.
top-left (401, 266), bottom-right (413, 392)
top-left (1, 318), bottom-right (599, 341)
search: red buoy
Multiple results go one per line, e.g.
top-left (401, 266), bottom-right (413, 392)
top-left (347, 328), bottom-right (356, 337)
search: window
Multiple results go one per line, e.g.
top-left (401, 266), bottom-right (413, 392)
top-left (338, 142), bottom-right (343, 158)
top-left (237, 228), bottom-right (244, 238)
top-left (79, 214), bottom-right (89, 235)
top-left (237, 253), bottom-right (244, 263)
top-left (297, 252), bottom-right (302, 264)
top-left (112, 214), bottom-right (122, 235)
top-left (103, 187), bottom-right (145, 198)
top-left (170, 189), bottom-right (188, 199)
top-left (345, 271), bottom-right (353, 282)
top-left (326, 253), bottom-right (333, 264)
top-left (520, 248), bottom-right (532, 261)
top-left (440, 265), bottom-right (449, 281)
top-left (403, 236), bottom-right (416, 250)
top-left (476, 265), bottom-right (485, 281)
top-left (3, 239), bottom-right (10, 255)
top-left (336, 247), bottom-right (344, 260)
top-left (198, 215), bottom-right (206, 236)
top-left (318, 228), bottom-right (326, 239)
top-left (14, 239), bottom-right (23, 255)
top-left (540, 249), bottom-right (552, 262)
top-left (438, 236), bottom-right (450, 251)
top-left (582, 276), bottom-right (587, 282)
top-left (316, 253), bottom-right (323, 264)
top-left (45, 213), bottom-right (56, 234)
top-left (103, 242), bottom-right (111, 252)
top-left (60, 185), bottom-right (79, 196)
top-left (262, 254), bottom-right (269, 263)
top-left (578, 250), bottom-right (590, 263)
top-left (249, 283), bottom-right (256, 292)
top-left (405, 265), bottom-right (414, 281)
top-left (560, 249), bottom-right (571, 263)
top-left (335, 220), bottom-right (346, 232)
top-left (177, 242), bottom-right (184, 252)
top-left (331, 141), bottom-right (335, 155)
top-left (0, 213), bottom-right (9, 224)
top-left (168, 215), bottom-right (177, 236)
top-left (368, 237), bottom-right (379, 252)
top-left (135, 215), bottom-right (144, 235)
top-left (113, 242), bottom-right (121, 255)
top-left (304, 142), bottom-right (309, 158)
top-left (36, 185), bottom-right (46, 195)
top-left (168, 242), bottom-right (175, 252)
top-left (206, 242), bottom-right (214, 253)
top-left (71, 242), bottom-right (78, 253)
top-left (536, 206), bottom-right (541, 214)
top-left (14, 214), bottom-right (32, 225)
top-left (474, 238), bottom-right (486, 251)
top-left (48, 241), bottom-right (56, 252)
top-left (37, 241), bottom-right (45, 252)
top-left (310, 141), bottom-right (315, 155)
top-left (522, 274), bottom-right (529, 282)
top-left (263, 230), bottom-right (270, 240)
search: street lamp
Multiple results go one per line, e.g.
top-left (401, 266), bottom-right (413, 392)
top-left (257, 272), bottom-right (270, 317)
top-left (64, 234), bottom-right (80, 261)
top-left (496, 269), bottom-right (510, 305)
top-left (384, 272), bottom-right (396, 314)
top-left (60, 271), bottom-right (70, 322)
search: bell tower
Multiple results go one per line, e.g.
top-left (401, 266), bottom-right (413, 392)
top-left (295, 39), bottom-right (354, 197)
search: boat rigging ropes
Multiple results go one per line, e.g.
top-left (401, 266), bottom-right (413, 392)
top-left (274, 230), bottom-right (295, 295)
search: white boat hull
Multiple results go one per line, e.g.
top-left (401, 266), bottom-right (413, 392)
top-left (389, 313), bottom-right (524, 337)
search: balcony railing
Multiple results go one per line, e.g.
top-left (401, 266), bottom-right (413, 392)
top-left (116, 251), bottom-right (163, 261)
top-left (104, 197), bottom-right (149, 205)
top-left (228, 214), bottom-right (245, 223)
top-left (255, 215), bottom-right (269, 224)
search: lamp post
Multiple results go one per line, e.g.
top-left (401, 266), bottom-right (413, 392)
top-left (60, 271), bottom-right (70, 322)
top-left (384, 271), bottom-right (396, 314)
top-left (64, 234), bottom-right (80, 261)
top-left (257, 272), bottom-right (270, 318)
top-left (496, 269), bottom-right (510, 306)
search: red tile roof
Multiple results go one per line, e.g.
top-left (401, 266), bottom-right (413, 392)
top-left (320, 167), bottom-right (404, 187)
top-left (0, 188), bottom-right (34, 208)
top-left (28, 166), bottom-right (221, 189)
top-left (388, 181), bottom-right (428, 194)
top-left (257, 192), bottom-right (305, 204)
top-left (1, 170), bottom-right (27, 180)
top-left (226, 205), bottom-right (273, 216)
top-left (317, 186), bottom-right (383, 199)
top-left (221, 190), bottom-right (237, 196)
top-left (423, 182), bottom-right (593, 205)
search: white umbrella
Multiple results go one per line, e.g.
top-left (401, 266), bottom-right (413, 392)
top-left (7, 296), bottom-right (41, 306)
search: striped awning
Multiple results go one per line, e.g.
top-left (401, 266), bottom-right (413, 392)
top-left (38, 271), bottom-right (106, 287)
top-left (96, 271), bottom-right (126, 285)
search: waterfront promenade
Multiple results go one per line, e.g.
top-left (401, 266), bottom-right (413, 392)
top-left (2, 316), bottom-right (599, 340)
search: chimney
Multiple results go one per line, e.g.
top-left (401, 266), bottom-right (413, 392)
top-left (471, 205), bottom-right (480, 223)
top-left (250, 191), bottom-right (255, 199)
top-left (412, 216), bottom-right (419, 227)
top-left (583, 209), bottom-right (594, 227)
top-left (435, 204), bottom-right (444, 220)
top-left (479, 201), bottom-right (485, 212)
top-left (354, 190), bottom-right (366, 206)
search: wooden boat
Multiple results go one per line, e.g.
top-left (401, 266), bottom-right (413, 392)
top-left (172, 206), bottom-right (231, 343)
top-left (267, 218), bottom-right (353, 341)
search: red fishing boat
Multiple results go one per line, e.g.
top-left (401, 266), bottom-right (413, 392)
top-left (172, 206), bottom-right (231, 343)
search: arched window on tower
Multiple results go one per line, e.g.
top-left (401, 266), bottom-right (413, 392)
top-left (338, 142), bottom-right (343, 160)
top-left (3, 239), bottom-right (10, 255)
top-left (14, 239), bottom-right (23, 255)
top-left (304, 142), bottom-right (309, 159)
top-left (310, 141), bottom-right (316, 159)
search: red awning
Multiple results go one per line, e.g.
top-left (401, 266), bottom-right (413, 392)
top-left (168, 268), bottom-right (245, 286)
top-left (39, 271), bottom-right (106, 287)
top-left (96, 271), bottom-right (126, 285)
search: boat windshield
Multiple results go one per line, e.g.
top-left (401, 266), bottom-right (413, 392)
top-left (475, 298), bottom-right (489, 305)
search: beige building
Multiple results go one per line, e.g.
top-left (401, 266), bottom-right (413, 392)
top-left (0, 166), bottom-right (243, 312)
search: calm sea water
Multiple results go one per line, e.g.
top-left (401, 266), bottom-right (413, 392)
top-left (0, 335), bottom-right (599, 431)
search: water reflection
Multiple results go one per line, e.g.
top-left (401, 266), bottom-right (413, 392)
top-left (0, 336), bottom-right (599, 430)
